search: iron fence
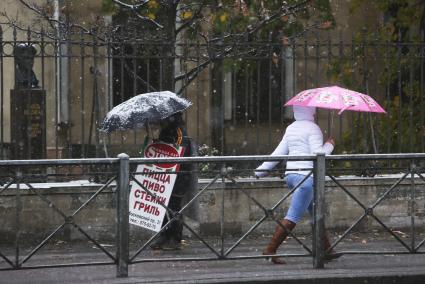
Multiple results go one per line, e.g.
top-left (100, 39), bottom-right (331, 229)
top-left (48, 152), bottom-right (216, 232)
top-left (0, 26), bottom-right (424, 159)
top-left (0, 153), bottom-right (424, 277)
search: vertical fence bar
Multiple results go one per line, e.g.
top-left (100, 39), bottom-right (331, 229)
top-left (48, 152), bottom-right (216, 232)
top-left (280, 45), bottom-right (285, 125)
top-left (303, 39), bottom-right (307, 89)
top-left (80, 31), bottom-right (86, 157)
top-left (338, 34), bottom-right (343, 141)
top-left (256, 65), bottom-right (260, 154)
top-left (146, 48), bottom-right (150, 93)
top-left (0, 25), bottom-right (3, 159)
top-left (386, 40), bottom-right (391, 154)
top-left (116, 153), bottom-right (129, 277)
top-left (132, 39), bottom-right (138, 146)
top-left (326, 36), bottom-right (332, 135)
top-left (421, 34), bottom-right (425, 152)
top-left (119, 34), bottom-right (125, 147)
top-left (92, 33), bottom-right (100, 158)
top-left (410, 160), bottom-right (416, 252)
top-left (408, 32), bottom-right (413, 152)
top-left (159, 57), bottom-right (163, 91)
top-left (267, 38), bottom-right (272, 147)
top-left (292, 39), bottom-right (297, 101)
top-left (244, 67), bottom-right (249, 154)
top-left (196, 41), bottom-right (201, 142)
top-left (361, 30), bottom-right (368, 153)
top-left (315, 38), bottom-right (319, 87)
top-left (397, 30), bottom-right (402, 153)
top-left (220, 59), bottom-right (225, 154)
top-left (26, 28), bottom-right (32, 158)
top-left (106, 35), bottom-right (112, 156)
top-left (40, 29), bottom-right (46, 160)
top-left (220, 164), bottom-right (226, 258)
top-left (54, 34), bottom-right (59, 158)
top-left (15, 170), bottom-right (22, 268)
top-left (313, 153), bottom-right (325, 269)
top-left (232, 68), bottom-right (236, 126)
top-left (351, 34), bottom-right (357, 152)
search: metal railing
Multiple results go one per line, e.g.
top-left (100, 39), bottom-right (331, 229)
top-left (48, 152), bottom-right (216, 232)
top-left (0, 153), bottom-right (424, 277)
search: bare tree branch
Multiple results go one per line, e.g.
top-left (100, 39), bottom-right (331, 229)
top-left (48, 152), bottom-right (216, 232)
top-left (209, 0), bottom-right (311, 43)
top-left (17, 0), bottom-right (57, 31)
top-left (175, 0), bottom-right (207, 35)
top-left (0, 11), bottom-right (57, 40)
top-left (111, 0), bottom-right (164, 29)
top-left (175, 0), bottom-right (313, 92)
top-left (122, 60), bottom-right (157, 93)
top-left (17, 0), bottom-right (108, 41)
top-left (112, 0), bottom-right (149, 9)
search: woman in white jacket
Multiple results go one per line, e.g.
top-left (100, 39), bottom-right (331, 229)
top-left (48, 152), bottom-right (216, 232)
top-left (255, 106), bottom-right (337, 264)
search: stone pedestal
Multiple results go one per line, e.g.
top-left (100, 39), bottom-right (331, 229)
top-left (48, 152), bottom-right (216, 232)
top-left (10, 89), bottom-right (46, 159)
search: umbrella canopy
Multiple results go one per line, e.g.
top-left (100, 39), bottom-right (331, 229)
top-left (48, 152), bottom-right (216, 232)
top-left (284, 86), bottom-right (386, 115)
top-left (100, 91), bottom-right (192, 133)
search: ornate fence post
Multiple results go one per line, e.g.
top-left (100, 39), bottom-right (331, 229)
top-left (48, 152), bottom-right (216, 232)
top-left (116, 153), bottom-right (129, 277)
top-left (313, 153), bottom-right (326, 268)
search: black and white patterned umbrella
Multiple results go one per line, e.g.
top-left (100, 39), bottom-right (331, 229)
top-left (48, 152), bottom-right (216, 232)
top-left (100, 91), bottom-right (192, 133)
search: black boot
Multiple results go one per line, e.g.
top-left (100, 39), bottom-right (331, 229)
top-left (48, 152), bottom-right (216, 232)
top-left (150, 234), bottom-right (167, 250)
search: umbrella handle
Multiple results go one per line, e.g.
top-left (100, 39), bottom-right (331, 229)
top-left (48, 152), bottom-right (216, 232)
top-left (145, 122), bottom-right (151, 137)
top-left (338, 105), bottom-right (352, 115)
top-left (139, 135), bottom-right (150, 156)
top-left (368, 112), bottom-right (378, 154)
top-left (102, 134), bottom-right (109, 158)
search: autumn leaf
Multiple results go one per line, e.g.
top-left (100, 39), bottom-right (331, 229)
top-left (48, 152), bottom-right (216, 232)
top-left (384, 23), bottom-right (395, 35)
top-left (393, 95), bottom-right (400, 107)
top-left (148, 0), bottom-right (159, 9)
top-left (220, 13), bottom-right (229, 23)
top-left (148, 13), bottom-right (156, 20)
top-left (181, 10), bottom-right (193, 20)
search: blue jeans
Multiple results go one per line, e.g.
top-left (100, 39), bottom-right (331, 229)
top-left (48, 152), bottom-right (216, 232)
top-left (284, 174), bottom-right (314, 224)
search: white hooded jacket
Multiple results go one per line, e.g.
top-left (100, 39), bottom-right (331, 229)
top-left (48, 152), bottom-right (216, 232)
top-left (255, 106), bottom-right (334, 177)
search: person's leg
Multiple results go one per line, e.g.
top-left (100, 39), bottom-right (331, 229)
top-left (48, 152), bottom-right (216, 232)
top-left (150, 195), bottom-right (182, 250)
top-left (263, 174), bottom-right (313, 264)
top-left (167, 196), bottom-right (183, 241)
top-left (307, 193), bottom-right (342, 261)
top-left (161, 195), bottom-right (183, 250)
top-left (285, 174), bottom-right (314, 224)
top-left (150, 216), bottom-right (169, 249)
top-left (262, 218), bottom-right (296, 264)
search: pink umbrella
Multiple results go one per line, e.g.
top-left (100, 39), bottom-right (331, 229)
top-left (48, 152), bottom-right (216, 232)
top-left (284, 86), bottom-right (386, 153)
top-left (284, 86), bottom-right (386, 115)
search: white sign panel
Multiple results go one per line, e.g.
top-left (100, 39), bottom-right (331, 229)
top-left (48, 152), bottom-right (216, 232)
top-left (129, 142), bottom-right (184, 232)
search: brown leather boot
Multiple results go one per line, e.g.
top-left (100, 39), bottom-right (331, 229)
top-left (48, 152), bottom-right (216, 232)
top-left (323, 233), bottom-right (342, 261)
top-left (262, 219), bottom-right (296, 264)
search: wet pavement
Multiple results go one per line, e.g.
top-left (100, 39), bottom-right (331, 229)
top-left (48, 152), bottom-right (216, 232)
top-left (1, 233), bottom-right (424, 284)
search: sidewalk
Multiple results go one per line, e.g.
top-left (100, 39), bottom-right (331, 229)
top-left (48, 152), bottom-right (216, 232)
top-left (1, 234), bottom-right (424, 284)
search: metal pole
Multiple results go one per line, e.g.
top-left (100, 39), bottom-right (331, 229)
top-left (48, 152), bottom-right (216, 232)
top-left (220, 164), bottom-right (226, 258)
top-left (15, 170), bottom-right (22, 268)
top-left (0, 25), bottom-right (4, 159)
top-left (116, 153), bottom-right (129, 277)
top-left (410, 161), bottom-right (416, 252)
top-left (313, 153), bottom-right (326, 268)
